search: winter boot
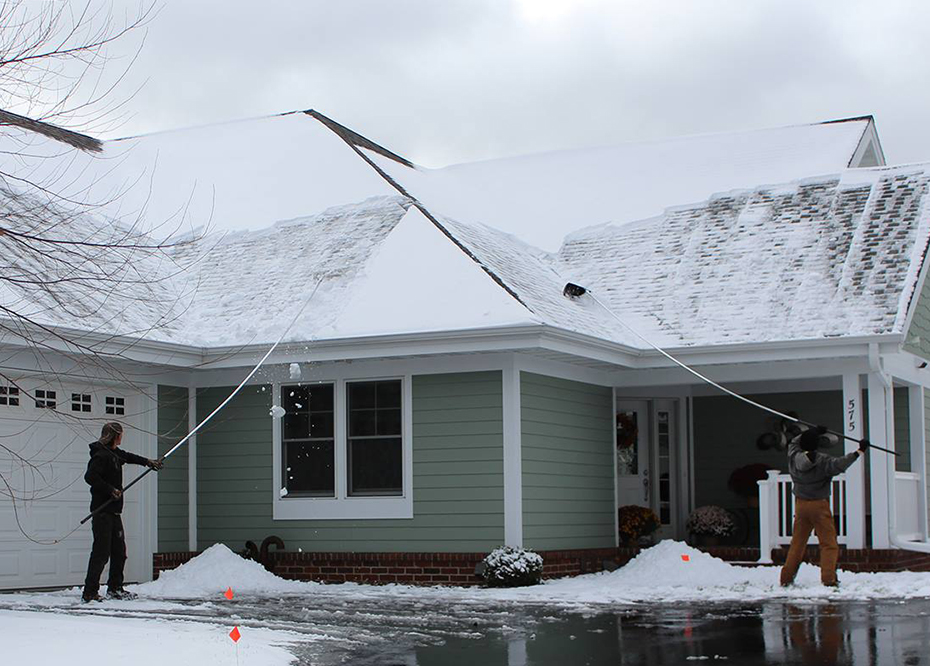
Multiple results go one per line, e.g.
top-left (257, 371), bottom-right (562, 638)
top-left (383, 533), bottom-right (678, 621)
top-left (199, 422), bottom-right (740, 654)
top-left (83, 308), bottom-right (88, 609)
top-left (81, 594), bottom-right (104, 603)
top-left (106, 588), bottom-right (138, 600)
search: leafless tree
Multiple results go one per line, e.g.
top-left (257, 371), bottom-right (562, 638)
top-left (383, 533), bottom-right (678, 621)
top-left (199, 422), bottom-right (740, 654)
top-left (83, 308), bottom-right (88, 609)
top-left (0, 1), bottom-right (205, 529)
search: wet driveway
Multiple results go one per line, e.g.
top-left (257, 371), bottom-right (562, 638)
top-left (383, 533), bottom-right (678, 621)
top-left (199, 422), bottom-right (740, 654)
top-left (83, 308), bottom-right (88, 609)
top-left (3, 592), bottom-right (930, 664)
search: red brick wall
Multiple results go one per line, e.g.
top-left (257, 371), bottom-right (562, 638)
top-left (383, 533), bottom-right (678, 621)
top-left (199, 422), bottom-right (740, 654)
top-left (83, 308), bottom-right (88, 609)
top-left (153, 544), bottom-right (930, 584)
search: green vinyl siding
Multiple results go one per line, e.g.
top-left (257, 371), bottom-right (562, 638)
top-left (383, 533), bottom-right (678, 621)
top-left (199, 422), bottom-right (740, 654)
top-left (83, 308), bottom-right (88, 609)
top-left (157, 385), bottom-right (189, 551)
top-left (520, 372), bottom-right (614, 550)
top-left (195, 372), bottom-right (504, 552)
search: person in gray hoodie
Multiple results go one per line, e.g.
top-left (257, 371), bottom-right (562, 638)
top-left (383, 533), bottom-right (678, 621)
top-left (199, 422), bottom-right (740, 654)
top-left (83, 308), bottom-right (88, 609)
top-left (780, 426), bottom-right (868, 587)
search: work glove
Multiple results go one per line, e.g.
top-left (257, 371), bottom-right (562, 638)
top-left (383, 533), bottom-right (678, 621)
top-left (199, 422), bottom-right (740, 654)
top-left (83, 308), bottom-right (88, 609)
top-left (146, 459), bottom-right (164, 471)
top-left (111, 488), bottom-right (122, 499)
top-left (858, 438), bottom-right (870, 453)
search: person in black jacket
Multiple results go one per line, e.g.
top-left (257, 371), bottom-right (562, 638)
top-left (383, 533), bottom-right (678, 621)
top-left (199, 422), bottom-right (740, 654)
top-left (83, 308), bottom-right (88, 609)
top-left (82, 422), bottom-right (162, 602)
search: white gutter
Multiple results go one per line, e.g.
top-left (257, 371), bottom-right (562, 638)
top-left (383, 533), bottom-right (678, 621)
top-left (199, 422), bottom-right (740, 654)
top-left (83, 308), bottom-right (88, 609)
top-left (871, 344), bottom-right (930, 553)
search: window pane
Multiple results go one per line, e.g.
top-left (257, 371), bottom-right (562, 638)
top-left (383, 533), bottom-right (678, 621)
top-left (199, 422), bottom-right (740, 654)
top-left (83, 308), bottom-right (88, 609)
top-left (348, 382), bottom-right (377, 409)
top-left (378, 408), bottom-right (402, 436)
top-left (284, 440), bottom-right (335, 496)
top-left (283, 413), bottom-right (309, 439)
top-left (348, 437), bottom-right (402, 496)
top-left (376, 381), bottom-right (401, 408)
top-left (283, 386), bottom-right (309, 412)
top-left (307, 385), bottom-right (334, 411)
top-left (309, 411), bottom-right (334, 438)
top-left (349, 409), bottom-right (377, 437)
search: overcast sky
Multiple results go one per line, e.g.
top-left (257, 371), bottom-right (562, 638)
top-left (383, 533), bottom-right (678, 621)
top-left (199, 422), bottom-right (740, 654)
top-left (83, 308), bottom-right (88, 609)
top-left (87, 1), bottom-right (930, 168)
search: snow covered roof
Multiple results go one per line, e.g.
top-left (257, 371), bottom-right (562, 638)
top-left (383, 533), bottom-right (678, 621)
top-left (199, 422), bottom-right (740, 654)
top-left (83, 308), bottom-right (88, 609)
top-left (364, 117), bottom-right (881, 251)
top-left (2, 109), bottom-right (924, 361)
top-left (558, 165), bottom-right (930, 347)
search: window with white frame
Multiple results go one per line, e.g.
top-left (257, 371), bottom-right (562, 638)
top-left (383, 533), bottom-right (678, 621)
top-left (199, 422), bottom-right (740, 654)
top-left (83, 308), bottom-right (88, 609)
top-left (346, 380), bottom-right (403, 496)
top-left (72, 393), bottom-right (92, 413)
top-left (276, 377), bottom-right (409, 518)
top-left (34, 389), bottom-right (56, 409)
top-left (0, 385), bottom-right (20, 407)
top-left (281, 383), bottom-right (335, 497)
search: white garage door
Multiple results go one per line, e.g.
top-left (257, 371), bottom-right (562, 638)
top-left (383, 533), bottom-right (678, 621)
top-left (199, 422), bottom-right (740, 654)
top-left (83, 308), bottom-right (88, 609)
top-left (0, 378), bottom-right (152, 591)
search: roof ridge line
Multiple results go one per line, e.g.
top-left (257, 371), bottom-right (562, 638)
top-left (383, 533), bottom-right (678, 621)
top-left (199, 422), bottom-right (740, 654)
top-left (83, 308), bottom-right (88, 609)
top-left (310, 112), bottom-right (536, 316)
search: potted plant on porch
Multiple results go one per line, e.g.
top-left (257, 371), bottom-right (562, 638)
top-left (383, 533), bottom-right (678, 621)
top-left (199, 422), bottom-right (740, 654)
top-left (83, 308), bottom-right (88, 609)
top-left (617, 505), bottom-right (660, 547)
top-left (686, 505), bottom-right (736, 547)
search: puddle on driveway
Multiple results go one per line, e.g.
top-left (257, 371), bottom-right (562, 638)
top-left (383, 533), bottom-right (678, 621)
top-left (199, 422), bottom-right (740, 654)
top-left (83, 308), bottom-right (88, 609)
top-left (322, 599), bottom-right (930, 666)
top-left (4, 593), bottom-right (930, 664)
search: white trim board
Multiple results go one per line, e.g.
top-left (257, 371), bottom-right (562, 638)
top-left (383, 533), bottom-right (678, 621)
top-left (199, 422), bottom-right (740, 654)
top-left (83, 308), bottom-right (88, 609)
top-left (502, 357), bottom-right (523, 547)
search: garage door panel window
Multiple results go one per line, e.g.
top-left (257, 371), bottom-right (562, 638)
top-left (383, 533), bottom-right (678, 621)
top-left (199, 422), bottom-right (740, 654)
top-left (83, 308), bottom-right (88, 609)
top-left (71, 394), bottom-right (92, 413)
top-left (34, 389), bottom-right (56, 409)
top-left (105, 396), bottom-right (125, 415)
top-left (0, 385), bottom-right (19, 407)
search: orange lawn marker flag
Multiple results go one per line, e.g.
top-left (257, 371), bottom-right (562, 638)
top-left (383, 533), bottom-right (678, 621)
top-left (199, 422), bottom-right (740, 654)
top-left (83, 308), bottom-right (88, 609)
top-left (681, 554), bottom-right (690, 562)
top-left (224, 587), bottom-right (234, 600)
top-left (229, 626), bottom-right (241, 643)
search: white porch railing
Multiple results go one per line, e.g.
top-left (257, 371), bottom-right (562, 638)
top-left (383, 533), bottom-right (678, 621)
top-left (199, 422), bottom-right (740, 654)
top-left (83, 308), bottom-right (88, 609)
top-left (758, 470), bottom-right (848, 563)
top-left (895, 471), bottom-right (922, 542)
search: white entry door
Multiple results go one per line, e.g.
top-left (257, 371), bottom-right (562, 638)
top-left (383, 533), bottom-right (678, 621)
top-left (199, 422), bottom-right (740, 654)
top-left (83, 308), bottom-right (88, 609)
top-left (616, 401), bottom-right (650, 509)
top-left (616, 399), bottom-right (682, 540)
top-left (0, 378), bottom-right (150, 590)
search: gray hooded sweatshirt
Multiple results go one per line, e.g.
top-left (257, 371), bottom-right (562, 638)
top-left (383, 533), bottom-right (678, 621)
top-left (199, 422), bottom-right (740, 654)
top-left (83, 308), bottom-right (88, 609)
top-left (787, 438), bottom-right (860, 500)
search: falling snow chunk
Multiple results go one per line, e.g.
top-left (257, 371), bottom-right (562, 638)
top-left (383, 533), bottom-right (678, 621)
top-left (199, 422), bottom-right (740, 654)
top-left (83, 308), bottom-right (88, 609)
top-left (269, 405), bottom-right (285, 418)
top-left (289, 363), bottom-right (301, 379)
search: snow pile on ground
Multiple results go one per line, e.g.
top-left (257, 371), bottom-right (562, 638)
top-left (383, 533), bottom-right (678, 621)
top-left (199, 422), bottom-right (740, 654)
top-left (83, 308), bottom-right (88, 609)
top-left (134, 544), bottom-right (309, 598)
top-left (490, 540), bottom-right (930, 604)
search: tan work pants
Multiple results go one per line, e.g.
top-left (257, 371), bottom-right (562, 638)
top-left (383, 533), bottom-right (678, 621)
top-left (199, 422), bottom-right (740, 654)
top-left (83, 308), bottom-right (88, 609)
top-left (779, 498), bottom-right (839, 586)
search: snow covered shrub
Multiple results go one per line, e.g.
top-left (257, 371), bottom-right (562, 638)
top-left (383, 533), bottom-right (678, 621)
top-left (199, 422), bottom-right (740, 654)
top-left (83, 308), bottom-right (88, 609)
top-left (686, 505), bottom-right (736, 537)
top-left (617, 505), bottom-right (660, 544)
top-left (479, 546), bottom-right (543, 587)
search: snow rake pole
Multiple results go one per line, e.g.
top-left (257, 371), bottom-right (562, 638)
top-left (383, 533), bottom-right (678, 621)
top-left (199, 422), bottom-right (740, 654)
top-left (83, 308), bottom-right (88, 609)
top-left (561, 282), bottom-right (898, 457)
top-left (79, 278), bottom-right (325, 526)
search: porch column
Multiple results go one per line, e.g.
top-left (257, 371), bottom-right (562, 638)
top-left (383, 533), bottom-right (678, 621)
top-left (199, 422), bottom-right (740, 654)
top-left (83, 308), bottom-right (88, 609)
top-left (909, 385), bottom-right (929, 540)
top-left (502, 360), bottom-right (523, 547)
top-left (188, 387), bottom-right (197, 552)
top-left (867, 373), bottom-right (893, 549)
top-left (842, 373), bottom-right (866, 548)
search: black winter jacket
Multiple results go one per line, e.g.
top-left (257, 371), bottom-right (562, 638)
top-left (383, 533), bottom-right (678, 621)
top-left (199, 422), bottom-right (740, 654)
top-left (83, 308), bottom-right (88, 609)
top-left (84, 441), bottom-right (149, 514)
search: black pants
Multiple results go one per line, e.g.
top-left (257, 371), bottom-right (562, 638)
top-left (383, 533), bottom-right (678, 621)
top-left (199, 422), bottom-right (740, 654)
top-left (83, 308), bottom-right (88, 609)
top-left (83, 512), bottom-right (127, 598)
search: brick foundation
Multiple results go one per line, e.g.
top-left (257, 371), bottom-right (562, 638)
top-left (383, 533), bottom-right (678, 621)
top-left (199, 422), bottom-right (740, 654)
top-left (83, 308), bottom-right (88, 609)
top-left (153, 544), bottom-right (930, 585)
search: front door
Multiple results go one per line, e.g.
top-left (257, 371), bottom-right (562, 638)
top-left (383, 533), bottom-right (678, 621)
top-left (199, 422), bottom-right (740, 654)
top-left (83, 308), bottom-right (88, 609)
top-left (616, 401), bottom-right (650, 509)
top-left (616, 398), bottom-right (681, 540)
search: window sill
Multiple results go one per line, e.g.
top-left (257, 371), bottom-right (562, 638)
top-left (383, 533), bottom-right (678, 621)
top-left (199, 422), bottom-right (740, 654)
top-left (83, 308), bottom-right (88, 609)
top-left (273, 495), bottom-right (413, 520)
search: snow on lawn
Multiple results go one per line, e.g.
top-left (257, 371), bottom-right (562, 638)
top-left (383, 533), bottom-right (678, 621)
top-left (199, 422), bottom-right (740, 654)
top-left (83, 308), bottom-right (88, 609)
top-left (130, 540), bottom-right (930, 605)
top-left (0, 610), bottom-right (299, 666)
top-left (133, 543), bottom-right (309, 598)
top-left (495, 540), bottom-right (930, 604)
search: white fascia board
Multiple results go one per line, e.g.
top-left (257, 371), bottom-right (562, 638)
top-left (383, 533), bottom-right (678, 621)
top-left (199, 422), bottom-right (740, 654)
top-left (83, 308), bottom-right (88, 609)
top-left (614, 356), bottom-right (874, 389)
